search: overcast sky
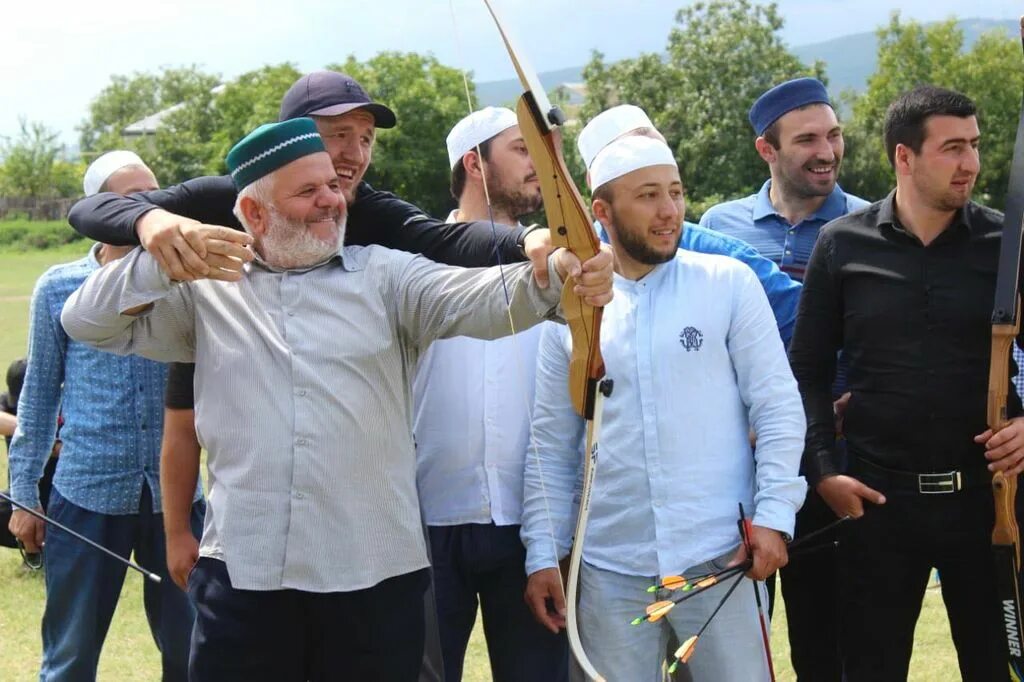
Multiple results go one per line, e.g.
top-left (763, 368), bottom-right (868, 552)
top-left (2, 0), bottom-right (1019, 148)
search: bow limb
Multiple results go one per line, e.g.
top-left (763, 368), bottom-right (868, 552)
top-left (481, 2), bottom-right (609, 679)
top-left (988, 16), bottom-right (1024, 681)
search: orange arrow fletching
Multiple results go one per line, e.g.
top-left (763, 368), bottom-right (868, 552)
top-left (647, 575), bottom-right (687, 592)
top-left (645, 600), bottom-right (675, 623)
top-left (677, 635), bottom-right (699, 663)
top-left (695, 575), bottom-right (718, 589)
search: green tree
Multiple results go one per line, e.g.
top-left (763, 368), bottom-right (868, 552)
top-left (842, 14), bottom-right (1024, 208)
top-left (579, 0), bottom-right (824, 214)
top-left (78, 66), bottom-right (220, 160)
top-left (0, 118), bottom-right (83, 198)
top-left (203, 63), bottom-right (303, 175)
top-left (328, 52), bottom-right (477, 217)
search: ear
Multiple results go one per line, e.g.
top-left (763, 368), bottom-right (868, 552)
top-left (754, 136), bottom-right (779, 165)
top-left (893, 143), bottom-right (914, 177)
top-left (462, 150), bottom-right (484, 180)
top-left (592, 196), bottom-right (612, 231)
top-left (239, 196), bottom-right (269, 237)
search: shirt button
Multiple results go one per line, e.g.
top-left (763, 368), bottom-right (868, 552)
top-left (297, 389), bottom-right (307, 397)
top-left (296, 438), bottom-right (307, 446)
top-left (293, 491), bottom-right (305, 500)
top-left (653, 499), bottom-right (662, 508)
top-left (287, 311), bottom-right (295, 317)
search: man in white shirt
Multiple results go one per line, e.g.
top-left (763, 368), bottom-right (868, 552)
top-left (413, 107), bottom-right (567, 682)
top-left (520, 135), bottom-right (806, 681)
top-left (61, 118), bottom-right (613, 682)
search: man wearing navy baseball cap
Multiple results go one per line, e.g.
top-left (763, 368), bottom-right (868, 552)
top-left (699, 77), bottom-right (870, 682)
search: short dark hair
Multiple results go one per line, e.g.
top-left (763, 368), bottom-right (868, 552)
top-left (883, 86), bottom-right (977, 168)
top-left (450, 138), bottom-right (495, 201)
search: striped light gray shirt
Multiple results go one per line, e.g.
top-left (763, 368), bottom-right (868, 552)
top-left (61, 245), bottom-right (562, 592)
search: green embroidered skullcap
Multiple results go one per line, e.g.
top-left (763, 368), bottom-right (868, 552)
top-left (226, 118), bottom-right (326, 190)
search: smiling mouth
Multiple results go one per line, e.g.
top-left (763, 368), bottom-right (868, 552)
top-left (336, 167), bottom-right (356, 181)
top-left (806, 164), bottom-right (835, 176)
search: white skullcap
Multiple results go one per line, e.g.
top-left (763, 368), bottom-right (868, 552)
top-left (577, 105), bottom-right (655, 170)
top-left (446, 107), bottom-right (519, 169)
top-left (590, 135), bottom-right (677, 191)
top-left (83, 150), bottom-right (147, 196)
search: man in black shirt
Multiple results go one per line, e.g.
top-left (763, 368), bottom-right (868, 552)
top-left (789, 86), bottom-right (1022, 680)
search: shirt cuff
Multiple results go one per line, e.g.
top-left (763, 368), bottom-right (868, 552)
top-left (802, 449), bottom-right (840, 487)
top-left (752, 498), bottom-right (799, 539)
top-left (9, 484), bottom-right (41, 510)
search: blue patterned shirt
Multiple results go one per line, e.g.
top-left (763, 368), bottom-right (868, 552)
top-left (597, 221), bottom-right (802, 345)
top-left (699, 180), bottom-right (869, 281)
top-left (8, 245), bottom-right (187, 514)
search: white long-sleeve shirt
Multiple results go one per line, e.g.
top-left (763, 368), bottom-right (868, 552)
top-left (521, 250), bottom-right (806, 578)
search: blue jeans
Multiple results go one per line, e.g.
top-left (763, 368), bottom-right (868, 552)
top-left (578, 555), bottom-right (771, 682)
top-left (40, 484), bottom-right (204, 682)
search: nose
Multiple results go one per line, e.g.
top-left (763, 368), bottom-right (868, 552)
top-left (961, 146), bottom-right (981, 175)
top-left (317, 184), bottom-right (343, 210)
top-left (659, 195), bottom-right (681, 223)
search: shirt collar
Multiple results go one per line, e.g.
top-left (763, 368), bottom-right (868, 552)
top-left (247, 247), bottom-right (345, 274)
top-left (875, 189), bottom-right (976, 238)
top-left (753, 179), bottom-right (850, 224)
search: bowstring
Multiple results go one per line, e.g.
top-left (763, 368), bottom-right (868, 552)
top-left (447, 0), bottom-right (569, 599)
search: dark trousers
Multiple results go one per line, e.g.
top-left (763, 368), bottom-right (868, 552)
top-left (840, 476), bottom-right (1007, 681)
top-left (40, 483), bottom-right (203, 682)
top-left (428, 523), bottom-right (569, 682)
top-left (778, 489), bottom-right (843, 681)
top-left (188, 559), bottom-right (429, 682)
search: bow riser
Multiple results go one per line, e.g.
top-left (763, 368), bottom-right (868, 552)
top-left (514, 94), bottom-right (605, 418)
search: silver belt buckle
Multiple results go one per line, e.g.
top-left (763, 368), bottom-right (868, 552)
top-left (918, 471), bottom-right (961, 494)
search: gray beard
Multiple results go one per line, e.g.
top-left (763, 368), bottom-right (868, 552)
top-left (259, 207), bottom-right (345, 270)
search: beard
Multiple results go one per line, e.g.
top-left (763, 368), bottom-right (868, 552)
top-left (608, 205), bottom-right (680, 267)
top-left (775, 153), bottom-right (840, 200)
top-left (259, 205), bottom-right (346, 270)
top-left (487, 163), bottom-right (542, 221)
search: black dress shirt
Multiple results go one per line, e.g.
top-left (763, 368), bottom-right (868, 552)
top-left (789, 190), bottom-right (1023, 484)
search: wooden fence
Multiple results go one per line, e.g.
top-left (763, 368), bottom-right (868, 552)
top-left (0, 197), bottom-right (77, 221)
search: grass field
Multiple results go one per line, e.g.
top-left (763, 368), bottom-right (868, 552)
top-left (0, 246), bottom-right (959, 680)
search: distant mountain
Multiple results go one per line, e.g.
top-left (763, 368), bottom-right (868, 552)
top-left (475, 18), bottom-right (1018, 107)
top-left (792, 18), bottom-right (1017, 96)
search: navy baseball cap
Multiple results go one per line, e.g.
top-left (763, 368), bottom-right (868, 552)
top-left (278, 71), bottom-right (397, 128)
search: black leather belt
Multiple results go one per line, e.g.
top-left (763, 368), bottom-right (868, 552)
top-left (851, 457), bottom-right (991, 494)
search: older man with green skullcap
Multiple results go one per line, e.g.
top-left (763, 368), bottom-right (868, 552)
top-left (60, 117), bottom-right (611, 682)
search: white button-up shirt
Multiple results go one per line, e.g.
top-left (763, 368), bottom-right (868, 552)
top-left (521, 250), bottom-right (806, 578)
top-left (62, 246), bottom-right (561, 592)
top-left (413, 323), bottom-right (547, 526)
top-left (414, 213), bottom-right (549, 527)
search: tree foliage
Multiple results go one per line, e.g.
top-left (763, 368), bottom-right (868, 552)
top-left (841, 14), bottom-right (1024, 208)
top-left (0, 118), bottom-right (82, 199)
top-left (579, 1), bottom-right (824, 215)
top-left (78, 66), bottom-right (220, 160)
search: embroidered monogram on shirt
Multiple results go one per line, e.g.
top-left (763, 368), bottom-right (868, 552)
top-left (679, 326), bottom-right (704, 352)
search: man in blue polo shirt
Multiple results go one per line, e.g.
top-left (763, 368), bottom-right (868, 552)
top-left (700, 78), bottom-right (868, 279)
top-left (700, 77), bottom-right (869, 682)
